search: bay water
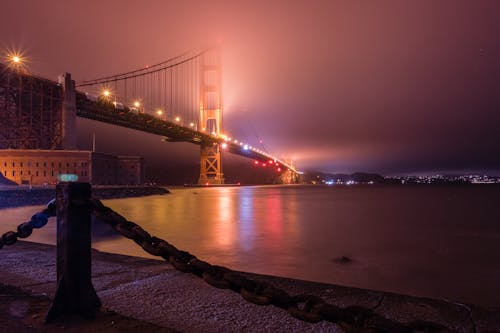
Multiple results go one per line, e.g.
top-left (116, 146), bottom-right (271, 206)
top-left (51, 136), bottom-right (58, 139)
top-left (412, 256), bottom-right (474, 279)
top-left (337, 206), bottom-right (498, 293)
top-left (2, 184), bottom-right (499, 307)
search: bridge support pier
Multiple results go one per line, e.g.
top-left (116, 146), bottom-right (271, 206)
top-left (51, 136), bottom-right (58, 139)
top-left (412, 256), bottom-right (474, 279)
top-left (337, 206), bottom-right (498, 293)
top-left (198, 47), bottom-right (224, 185)
top-left (199, 143), bottom-right (224, 184)
top-left (59, 73), bottom-right (77, 150)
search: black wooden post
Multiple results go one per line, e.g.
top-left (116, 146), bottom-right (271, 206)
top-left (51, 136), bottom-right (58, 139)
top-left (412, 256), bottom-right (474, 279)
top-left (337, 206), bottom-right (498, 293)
top-left (45, 182), bottom-right (101, 322)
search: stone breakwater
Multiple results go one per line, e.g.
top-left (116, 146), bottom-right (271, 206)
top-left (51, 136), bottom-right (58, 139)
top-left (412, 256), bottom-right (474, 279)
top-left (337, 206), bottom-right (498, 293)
top-left (0, 186), bottom-right (169, 209)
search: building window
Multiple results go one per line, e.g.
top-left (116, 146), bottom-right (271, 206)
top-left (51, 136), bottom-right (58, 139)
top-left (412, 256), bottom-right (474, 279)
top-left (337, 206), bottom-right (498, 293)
top-left (51, 162), bottom-right (54, 167)
top-left (43, 162), bottom-right (46, 167)
top-left (12, 171), bottom-right (15, 176)
top-left (51, 171), bottom-right (54, 176)
top-left (3, 171), bottom-right (6, 176)
top-left (36, 171), bottom-right (39, 176)
top-left (12, 162), bottom-right (15, 167)
top-left (59, 162), bottom-right (61, 167)
top-left (43, 171), bottom-right (46, 176)
top-left (20, 162), bottom-right (23, 167)
top-left (20, 170), bottom-right (23, 175)
top-left (27, 161), bottom-right (31, 167)
top-left (28, 170), bottom-right (31, 175)
top-left (36, 162), bottom-right (39, 167)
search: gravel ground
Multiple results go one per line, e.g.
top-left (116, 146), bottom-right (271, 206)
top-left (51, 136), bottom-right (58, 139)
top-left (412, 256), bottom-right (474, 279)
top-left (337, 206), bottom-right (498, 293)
top-left (0, 283), bottom-right (178, 332)
top-left (1, 241), bottom-right (499, 333)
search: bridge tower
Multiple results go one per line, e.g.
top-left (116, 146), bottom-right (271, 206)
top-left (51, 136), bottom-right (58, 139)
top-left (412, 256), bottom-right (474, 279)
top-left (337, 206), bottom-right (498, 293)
top-left (198, 47), bottom-right (224, 184)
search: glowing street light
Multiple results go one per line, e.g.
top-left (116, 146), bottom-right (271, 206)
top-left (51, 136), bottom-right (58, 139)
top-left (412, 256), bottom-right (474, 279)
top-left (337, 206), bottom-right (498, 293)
top-left (156, 109), bottom-right (163, 116)
top-left (189, 122), bottom-right (195, 127)
top-left (102, 89), bottom-right (111, 97)
top-left (7, 51), bottom-right (27, 71)
top-left (175, 116), bottom-right (180, 122)
top-left (133, 101), bottom-right (140, 108)
top-left (221, 142), bottom-right (228, 149)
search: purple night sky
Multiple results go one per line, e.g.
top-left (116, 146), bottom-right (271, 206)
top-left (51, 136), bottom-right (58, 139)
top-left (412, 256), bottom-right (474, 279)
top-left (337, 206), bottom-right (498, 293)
top-left (1, 0), bottom-right (499, 176)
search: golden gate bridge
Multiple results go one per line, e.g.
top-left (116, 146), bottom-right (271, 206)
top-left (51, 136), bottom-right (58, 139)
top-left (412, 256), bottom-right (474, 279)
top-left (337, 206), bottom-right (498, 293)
top-left (0, 47), bottom-right (300, 185)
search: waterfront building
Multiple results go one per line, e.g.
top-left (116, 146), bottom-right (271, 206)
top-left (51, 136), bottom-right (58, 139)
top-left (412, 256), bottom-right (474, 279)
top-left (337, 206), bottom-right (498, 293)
top-left (0, 149), bottom-right (144, 185)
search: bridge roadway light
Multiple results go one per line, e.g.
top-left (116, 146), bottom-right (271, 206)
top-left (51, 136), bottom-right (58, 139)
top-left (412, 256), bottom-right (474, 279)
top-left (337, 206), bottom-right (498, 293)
top-left (221, 142), bottom-right (228, 149)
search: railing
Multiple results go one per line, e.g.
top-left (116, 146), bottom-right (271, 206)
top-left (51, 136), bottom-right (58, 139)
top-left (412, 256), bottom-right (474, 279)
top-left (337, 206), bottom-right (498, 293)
top-left (1, 182), bottom-right (451, 332)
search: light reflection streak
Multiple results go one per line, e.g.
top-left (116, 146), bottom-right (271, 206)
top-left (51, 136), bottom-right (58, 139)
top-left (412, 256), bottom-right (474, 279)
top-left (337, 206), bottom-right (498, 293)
top-left (238, 187), bottom-right (254, 251)
top-left (213, 188), bottom-right (236, 250)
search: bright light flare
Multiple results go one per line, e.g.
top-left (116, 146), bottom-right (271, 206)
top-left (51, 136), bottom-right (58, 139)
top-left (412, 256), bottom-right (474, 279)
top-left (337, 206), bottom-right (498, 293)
top-left (133, 101), bottom-right (141, 108)
top-left (156, 110), bottom-right (163, 116)
top-left (221, 142), bottom-right (228, 149)
top-left (175, 117), bottom-right (180, 122)
top-left (5, 49), bottom-right (28, 71)
top-left (189, 122), bottom-right (195, 127)
top-left (102, 89), bottom-right (111, 97)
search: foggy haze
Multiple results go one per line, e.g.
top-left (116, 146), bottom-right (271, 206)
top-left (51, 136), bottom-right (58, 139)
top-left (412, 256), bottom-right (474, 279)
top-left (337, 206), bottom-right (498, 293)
top-left (1, 0), bottom-right (499, 175)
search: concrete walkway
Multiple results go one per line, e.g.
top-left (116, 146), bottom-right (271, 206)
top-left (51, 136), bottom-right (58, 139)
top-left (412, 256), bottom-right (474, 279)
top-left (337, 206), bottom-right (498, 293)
top-left (1, 241), bottom-right (499, 333)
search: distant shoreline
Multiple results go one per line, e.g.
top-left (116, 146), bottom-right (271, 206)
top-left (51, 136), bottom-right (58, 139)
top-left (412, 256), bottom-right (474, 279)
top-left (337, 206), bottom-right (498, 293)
top-left (0, 186), bottom-right (169, 209)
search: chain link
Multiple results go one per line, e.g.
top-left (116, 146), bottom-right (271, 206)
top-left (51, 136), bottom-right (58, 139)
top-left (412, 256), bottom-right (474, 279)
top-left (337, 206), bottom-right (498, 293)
top-left (0, 199), bottom-right (56, 250)
top-left (90, 198), bottom-right (455, 333)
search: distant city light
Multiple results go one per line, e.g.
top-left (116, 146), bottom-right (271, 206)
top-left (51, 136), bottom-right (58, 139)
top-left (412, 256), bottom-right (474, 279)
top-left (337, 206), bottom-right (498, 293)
top-left (11, 55), bottom-right (21, 63)
top-left (102, 89), bottom-right (111, 97)
top-left (189, 122), bottom-right (195, 127)
top-left (133, 101), bottom-right (140, 108)
top-left (156, 110), bottom-right (163, 116)
top-left (175, 117), bottom-right (180, 122)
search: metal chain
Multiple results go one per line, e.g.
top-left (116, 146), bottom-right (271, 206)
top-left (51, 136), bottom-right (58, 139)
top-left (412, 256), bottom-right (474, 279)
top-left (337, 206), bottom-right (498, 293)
top-left (90, 198), bottom-right (455, 333)
top-left (0, 199), bottom-right (56, 250)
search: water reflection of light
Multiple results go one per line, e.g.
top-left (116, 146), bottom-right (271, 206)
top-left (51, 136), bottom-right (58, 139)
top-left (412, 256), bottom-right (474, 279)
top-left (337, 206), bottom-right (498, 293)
top-left (265, 191), bottom-right (283, 241)
top-left (213, 188), bottom-right (236, 250)
top-left (239, 188), bottom-right (254, 251)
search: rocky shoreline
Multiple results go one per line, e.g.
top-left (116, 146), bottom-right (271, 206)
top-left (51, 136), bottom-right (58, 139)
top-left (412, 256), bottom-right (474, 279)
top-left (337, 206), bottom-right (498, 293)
top-left (0, 186), bottom-right (169, 209)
